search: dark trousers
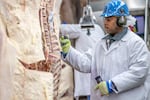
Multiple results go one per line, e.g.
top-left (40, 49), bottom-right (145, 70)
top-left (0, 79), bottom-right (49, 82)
top-left (74, 95), bottom-right (90, 100)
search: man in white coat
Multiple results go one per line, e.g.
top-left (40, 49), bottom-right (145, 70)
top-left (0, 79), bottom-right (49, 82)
top-left (60, 0), bottom-right (150, 100)
top-left (60, 24), bottom-right (104, 100)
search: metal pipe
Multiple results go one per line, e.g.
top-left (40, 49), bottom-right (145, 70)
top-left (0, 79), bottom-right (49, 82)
top-left (144, 0), bottom-right (148, 43)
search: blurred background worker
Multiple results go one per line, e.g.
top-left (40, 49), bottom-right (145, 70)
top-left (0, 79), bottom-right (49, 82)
top-left (60, 23), bottom-right (104, 100)
top-left (60, 0), bottom-right (150, 100)
top-left (60, 1), bottom-right (105, 100)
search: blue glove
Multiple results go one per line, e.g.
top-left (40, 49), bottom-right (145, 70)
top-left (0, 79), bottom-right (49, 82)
top-left (95, 80), bottom-right (113, 96)
top-left (60, 36), bottom-right (71, 57)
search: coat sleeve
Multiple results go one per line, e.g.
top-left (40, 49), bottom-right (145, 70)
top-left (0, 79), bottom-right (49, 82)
top-left (64, 46), bottom-right (92, 73)
top-left (112, 39), bottom-right (150, 93)
top-left (60, 24), bottom-right (81, 39)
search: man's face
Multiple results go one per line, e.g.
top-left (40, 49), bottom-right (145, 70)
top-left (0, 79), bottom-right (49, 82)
top-left (104, 16), bottom-right (121, 35)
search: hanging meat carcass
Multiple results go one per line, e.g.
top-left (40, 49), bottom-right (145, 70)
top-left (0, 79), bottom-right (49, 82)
top-left (19, 0), bottom-right (62, 99)
top-left (0, 0), bottom-right (63, 99)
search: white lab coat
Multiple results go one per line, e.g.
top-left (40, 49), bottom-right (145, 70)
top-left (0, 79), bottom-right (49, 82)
top-left (60, 24), bottom-right (104, 97)
top-left (65, 29), bottom-right (150, 100)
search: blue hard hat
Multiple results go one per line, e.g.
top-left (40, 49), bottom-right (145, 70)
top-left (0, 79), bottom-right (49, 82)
top-left (101, 0), bottom-right (129, 17)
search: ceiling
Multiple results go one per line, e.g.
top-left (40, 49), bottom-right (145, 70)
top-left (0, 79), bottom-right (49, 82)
top-left (90, 0), bottom-right (146, 12)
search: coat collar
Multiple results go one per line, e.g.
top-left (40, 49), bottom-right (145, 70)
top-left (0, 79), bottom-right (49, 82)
top-left (103, 27), bottom-right (128, 41)
top-left (121, 29), bottom-right (133, 42)
top-left (101, 28), bottom-right (131, 53)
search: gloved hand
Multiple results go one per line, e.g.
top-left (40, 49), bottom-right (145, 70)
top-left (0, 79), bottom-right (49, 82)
top-left (95, 80), bottom-right (113, 96)
top-left (60, 36), bottom-right (71, 57)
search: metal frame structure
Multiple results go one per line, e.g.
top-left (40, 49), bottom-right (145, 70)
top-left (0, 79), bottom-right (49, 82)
top-left (144, 0), bottom-right (149, 44)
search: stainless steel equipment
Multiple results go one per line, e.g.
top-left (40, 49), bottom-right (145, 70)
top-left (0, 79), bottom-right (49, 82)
top-left (79, 0), bottom-right (95, 35)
